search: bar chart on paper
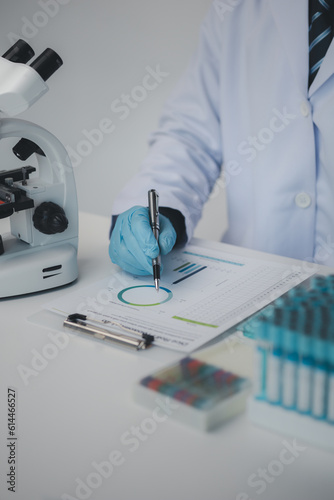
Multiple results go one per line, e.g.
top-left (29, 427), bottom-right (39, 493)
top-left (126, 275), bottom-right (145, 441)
top-left (171, 260), bottom-right (208, 285)
top-left (45, 244), bottom-right (315, 352)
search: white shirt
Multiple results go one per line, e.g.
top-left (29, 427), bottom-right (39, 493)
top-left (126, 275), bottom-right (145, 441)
top-left (112, 0), bottom-right (334, 267)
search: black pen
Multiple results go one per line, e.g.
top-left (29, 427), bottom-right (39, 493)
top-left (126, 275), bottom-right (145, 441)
top-left (148, 189), bottom-right (161, 292)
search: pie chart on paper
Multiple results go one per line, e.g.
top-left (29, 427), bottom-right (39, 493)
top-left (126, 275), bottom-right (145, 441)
top-left (117, 285), bottom-right (173, 306)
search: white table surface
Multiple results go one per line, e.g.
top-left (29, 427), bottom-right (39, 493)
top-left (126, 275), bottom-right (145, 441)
top-left (1, 212), bottom-right (334, 500)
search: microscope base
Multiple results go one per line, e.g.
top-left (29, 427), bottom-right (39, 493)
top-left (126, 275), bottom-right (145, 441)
top-left (0, 238), bottom-right (78, 298)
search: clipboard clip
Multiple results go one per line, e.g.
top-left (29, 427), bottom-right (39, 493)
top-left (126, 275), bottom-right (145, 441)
top-left (63, 313), bottom-right (154, 351)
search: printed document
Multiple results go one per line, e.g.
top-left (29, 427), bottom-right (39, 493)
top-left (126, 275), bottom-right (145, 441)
top-left (45, 244), bottom-right (313, 352)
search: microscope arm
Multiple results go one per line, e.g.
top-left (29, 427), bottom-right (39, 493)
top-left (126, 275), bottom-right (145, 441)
top-left (0, 117), bottom-right (78, 239)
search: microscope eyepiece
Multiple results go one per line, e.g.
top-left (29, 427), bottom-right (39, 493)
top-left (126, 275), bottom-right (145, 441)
top-left (30, 48), bottom-right (63, 81)
top-left (1, 42), bottom-right (63, 81)
top-left (2, 39), bottom-right (35, 64)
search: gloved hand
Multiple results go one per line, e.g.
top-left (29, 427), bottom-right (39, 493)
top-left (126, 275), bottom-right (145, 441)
top-left (109, 206), bottom-right (177, 275)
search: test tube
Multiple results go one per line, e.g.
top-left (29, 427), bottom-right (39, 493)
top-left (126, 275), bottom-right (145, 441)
top-left (310, 275), bottom-right (329, 293)
top-left (326, 301), bottom-right (334, 424)
top-left (325, 274), bottom-right (334, 294)
top-left (312, 306), bottom-right (329, 419)
top-left (327, 329), bottom-right (334, 424)
top-left (253, 316), bottom-right (269, 400)
top-left (281, 309), bottom-right (299, 409)
top-left (296, 308), bottom-right (314, 414)
top-left (266, 308), bottom-right (283, 404)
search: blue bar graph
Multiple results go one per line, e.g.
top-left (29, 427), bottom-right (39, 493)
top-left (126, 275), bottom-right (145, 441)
top-left (172, 266), bottom-right (207, 285)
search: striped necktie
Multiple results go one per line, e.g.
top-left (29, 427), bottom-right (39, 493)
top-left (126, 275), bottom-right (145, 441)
top-left (309, 0), bottom-right (334, 86)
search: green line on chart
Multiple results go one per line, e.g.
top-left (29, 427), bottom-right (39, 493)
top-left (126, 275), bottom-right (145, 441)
top-left (173, 262), bottom-right (191, 272)
top-left (172, 316), bottom-right (218, 328)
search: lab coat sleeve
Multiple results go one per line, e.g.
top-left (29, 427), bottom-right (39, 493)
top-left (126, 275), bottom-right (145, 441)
top-left (112, 3), bottom-right (223, 243)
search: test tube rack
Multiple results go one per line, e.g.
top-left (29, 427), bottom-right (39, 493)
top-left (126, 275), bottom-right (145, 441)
top-left (245, 275), bottom-right (334, 452)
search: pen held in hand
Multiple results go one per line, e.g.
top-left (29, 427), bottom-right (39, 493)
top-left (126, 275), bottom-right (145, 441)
top-left (148, 189), bottom-right (161, 292)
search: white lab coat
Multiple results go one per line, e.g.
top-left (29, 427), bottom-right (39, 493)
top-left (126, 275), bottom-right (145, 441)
top-left (112, 0), bottom-right (334, 267)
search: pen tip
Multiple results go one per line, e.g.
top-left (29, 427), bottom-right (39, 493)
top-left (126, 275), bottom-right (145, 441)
top-left (155, 279), bottom-right (159, 292)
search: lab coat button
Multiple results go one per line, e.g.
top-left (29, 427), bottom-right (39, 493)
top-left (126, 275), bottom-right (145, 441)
top-left (295, 192), bottom-right (311, 208)
top-left (300, 101), bottom-right (310, 117)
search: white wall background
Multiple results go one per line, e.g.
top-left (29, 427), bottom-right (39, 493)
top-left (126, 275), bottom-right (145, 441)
top-left (0, 0), bottom-right (227, 241)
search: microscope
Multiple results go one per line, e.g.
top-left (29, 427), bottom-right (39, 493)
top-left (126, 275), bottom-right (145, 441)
top-left (0, 40), bottom-right (78, 298)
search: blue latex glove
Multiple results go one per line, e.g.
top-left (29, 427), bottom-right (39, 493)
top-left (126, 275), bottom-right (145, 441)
top-left (109, 206), bottom-right (177, 275)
